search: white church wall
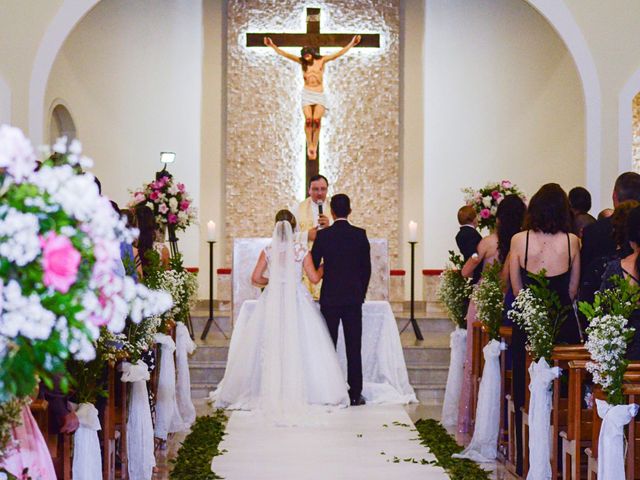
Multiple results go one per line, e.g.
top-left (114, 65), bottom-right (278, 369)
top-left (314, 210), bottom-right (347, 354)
top-left (420, 0), bottom-right (585, 269)
top-left (0, 1), bottom-right (64, 130)
top-left (45, 0), bottom-right (204, 270)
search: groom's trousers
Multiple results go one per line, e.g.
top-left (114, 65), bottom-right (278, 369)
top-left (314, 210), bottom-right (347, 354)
top-left (320, 304), bottom-right (363, 400)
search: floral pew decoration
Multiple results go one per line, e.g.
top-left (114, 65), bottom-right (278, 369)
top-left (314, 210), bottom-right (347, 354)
top-left (462, 180), bottom-right (524, 232)
top-left (509, 271), bottom-right (568, 480)
top-left (0, 126), bottom-right (172, 479)
top-left (437, 251), bottom-right (473, 428)
top-left (453, 261), bottom-right (505, 463)
top-left (579, 276), bottom-right (640, 480)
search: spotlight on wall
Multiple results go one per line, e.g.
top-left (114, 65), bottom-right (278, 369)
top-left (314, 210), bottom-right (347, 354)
top-left (160, 151), bottom-right (176, 164)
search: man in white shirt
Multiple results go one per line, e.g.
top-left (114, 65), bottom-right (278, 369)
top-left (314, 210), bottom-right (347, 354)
top-left (293, 174), bottom-right (331, 298)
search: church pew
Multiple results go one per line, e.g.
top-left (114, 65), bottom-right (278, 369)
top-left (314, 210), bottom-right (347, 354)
top-left (551, 345), bottom-right (590, 480)
top-left (103, 360), bottom-right (129, 480)
top-left (559, 359), bottom-right (592, 480)
top-left (470, 320), bottom-right (488, 424)
top-left (585, 364), bottom-right (640, 480)
top-left (30, 396), bottom-right (72, 479)
top-left (499, 326), bottom-right (515, 473)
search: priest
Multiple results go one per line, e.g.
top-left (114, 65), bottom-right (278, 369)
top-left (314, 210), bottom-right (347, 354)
top-left (293, 174), bottom-right (331, 299)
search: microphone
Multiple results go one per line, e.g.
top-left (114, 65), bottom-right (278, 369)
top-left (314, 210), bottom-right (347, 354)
top-left (317, 200), bottom-right (323, 216)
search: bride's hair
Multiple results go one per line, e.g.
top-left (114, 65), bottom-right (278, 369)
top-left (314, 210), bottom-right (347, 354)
top-left (275, 209), bottom-right (297, 230)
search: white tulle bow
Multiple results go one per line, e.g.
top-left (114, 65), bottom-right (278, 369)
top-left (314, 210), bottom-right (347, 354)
top-left (526, 358), bottom-right (561, 480)
top-left (441, 327), bottom-right (467, 427)
top-left (596, 399), bottom-right (639, 480)
top-left (72, 402), bottom-right (102, 479)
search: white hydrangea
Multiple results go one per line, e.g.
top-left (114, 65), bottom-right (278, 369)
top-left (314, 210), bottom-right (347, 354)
top-left (0, 125), bottom-right (37, 182)
top-left (0, 280), bottom-right (56, 341)
top-left (585, 314), bottom-right (632, 391)
top-left (0, 207), bottom-right (41, 266)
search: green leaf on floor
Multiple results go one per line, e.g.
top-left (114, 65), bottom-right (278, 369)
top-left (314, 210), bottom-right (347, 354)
top-left (414, 418), bottom-right (490, 480)
top-left (170, 410), bottom-right (228, 479)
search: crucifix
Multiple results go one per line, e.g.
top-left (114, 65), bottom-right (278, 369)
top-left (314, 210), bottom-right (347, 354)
top-left (247, 7), bottom-right (380, 188)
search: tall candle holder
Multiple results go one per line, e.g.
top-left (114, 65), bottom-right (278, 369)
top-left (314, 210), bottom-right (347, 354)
top-left (400, 240), bottom-right (424, 341)
top-left (201, 240), bottom-right (227, 340)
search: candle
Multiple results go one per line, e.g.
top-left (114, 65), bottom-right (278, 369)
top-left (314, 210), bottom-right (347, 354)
top-left (207, 221), bottom-right (217, 242)
top-left (408, 221), bottom-right (418, 243)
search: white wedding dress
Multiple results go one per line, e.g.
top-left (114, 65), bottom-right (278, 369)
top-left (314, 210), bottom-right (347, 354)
top-left (212, 221), bottom-right (350, 424)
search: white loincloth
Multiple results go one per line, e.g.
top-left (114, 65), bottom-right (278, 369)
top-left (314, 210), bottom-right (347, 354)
top-left (301, 88), bottom-right (328, 109)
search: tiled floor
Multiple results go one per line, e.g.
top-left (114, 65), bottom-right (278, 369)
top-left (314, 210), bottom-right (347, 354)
top-left (153, 400), bottom-right (517, 479)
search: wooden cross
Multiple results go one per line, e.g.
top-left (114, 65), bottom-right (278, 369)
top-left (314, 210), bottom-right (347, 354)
top-left (246, 7), bottom-right (380, 188)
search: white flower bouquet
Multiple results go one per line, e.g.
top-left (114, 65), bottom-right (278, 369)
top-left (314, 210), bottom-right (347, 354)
top-left (580, 276), bottom-right (640, 404)
top-left (0, 126), bottom-right (173, 402)
top-left (472, 261), bottom-right (504, 341)
top-left (437, 251), bottom-right (473, 329)
top-left (508, 270), bottom-right (568, 362)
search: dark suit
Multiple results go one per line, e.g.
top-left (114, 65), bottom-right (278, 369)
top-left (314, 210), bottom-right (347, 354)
top-left (455, 225), bottom-right (482, 284)
top-left (455, 225), bottom-right (482, 261)
top-left (580, 216), bottom-right (615, 273)
top-left (312, 219), bottom-right (371, 401)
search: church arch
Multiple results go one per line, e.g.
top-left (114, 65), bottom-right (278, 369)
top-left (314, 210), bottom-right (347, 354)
top-left (48, 100), bottom-right (77, 145)
top-left (0, 74), bottom-right (11, 124)
top-left (618, 68), bottom-right (640, 173)
top-left (28, 0), bottom-right (100, 144)
top-left (523, 0), bottom-right (602, 207)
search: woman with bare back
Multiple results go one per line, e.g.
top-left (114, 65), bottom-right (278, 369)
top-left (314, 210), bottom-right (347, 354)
top-left (263, 35), bottom-right (361, 160)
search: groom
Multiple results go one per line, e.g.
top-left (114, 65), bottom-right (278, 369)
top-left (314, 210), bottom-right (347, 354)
top-left (312, 194), bottom-right (371, 406)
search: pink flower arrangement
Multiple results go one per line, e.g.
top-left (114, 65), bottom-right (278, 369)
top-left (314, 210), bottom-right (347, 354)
top-left (129, 174), bottom-right (197, 232)
top-left (462, 180), bottom-right (525, 231)
top-left (41, 232), bottom-right (81, 293)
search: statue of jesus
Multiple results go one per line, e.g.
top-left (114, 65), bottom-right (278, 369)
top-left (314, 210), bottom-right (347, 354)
top-left (263, 35), bottom-right (361, 160)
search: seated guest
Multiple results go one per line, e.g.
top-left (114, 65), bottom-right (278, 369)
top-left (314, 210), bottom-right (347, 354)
top-left (568, 186), bottom-right (595, 237)
top-left (509, 183), bottom-right (581, 476)
top-left (581, 172), bottom-right (640, 303)
top-left (455, 205), bottom-right (482, 284)
top-left (598, 208), bottom-right (614, 220)
top-left (600, 205), bottom-right (640, 359)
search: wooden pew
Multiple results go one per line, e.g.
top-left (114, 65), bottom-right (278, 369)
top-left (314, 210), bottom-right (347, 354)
top-left (30, 396), bottom-right (72, 479)
top-left (585, 363), bottom-right (640, 480)
top-left (551, 345), bottom-right (590, 480)
top-left (470, 320), bottom-right (488, 425)
top-left (103, 361), bottom-right (129, 480)
top-left (559, 359), bottom-right (592, 480)
top-left (499, 326), bottom-right (516, 473)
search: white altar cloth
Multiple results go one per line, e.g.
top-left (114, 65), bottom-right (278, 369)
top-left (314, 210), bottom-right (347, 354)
top-left (236, 299), bottom-right (417, 404)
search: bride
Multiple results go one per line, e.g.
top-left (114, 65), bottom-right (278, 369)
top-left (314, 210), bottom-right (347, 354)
top-left (212, 210), bottom-right (350, 422)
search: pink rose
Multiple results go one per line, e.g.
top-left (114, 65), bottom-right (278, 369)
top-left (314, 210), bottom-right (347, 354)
top-left (179, 200), bottom-right (190, 211)
top-left (501, 180), bottom-right (513, 189)
top-left (491, 190), bottom-right (501, 200)
top-left (158, 203), bottom-right (169, 214)
top-left (41, 233), bottom-right (81, 293)
top-left (149, 191), bottom-right (160, 201)
top-left (133, 192), bottom-right (146, 204)
top-left (177, 183), bottom-right (185, 193)
top-left (480, 208), bottom-right (491, 219)
top-left (168, 213), bottom-right (178, 224)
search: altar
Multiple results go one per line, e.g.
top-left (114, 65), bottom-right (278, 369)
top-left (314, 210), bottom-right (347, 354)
top-left (231, 237), bottom-right (416, 404)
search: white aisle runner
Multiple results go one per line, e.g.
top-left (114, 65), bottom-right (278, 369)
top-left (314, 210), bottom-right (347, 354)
top-left (212, 405), bottom-right (449, 480)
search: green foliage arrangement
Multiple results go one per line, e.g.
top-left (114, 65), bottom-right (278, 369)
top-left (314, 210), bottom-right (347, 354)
top-left (414, 418), bottom-right (490, 480)
top-left (170, 411), bottom-right (228, 480)
top-left (509, 270), bottom-right (569, 363)
top-left (472, 261), bottom-right (504, 341)
top-left (437, 251), bottom-right (473, 329)
top-left (579, 275), bottom-right (640, 405)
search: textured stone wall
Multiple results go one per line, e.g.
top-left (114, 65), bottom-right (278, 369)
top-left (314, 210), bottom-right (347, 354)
top-left (634, 92), bottom-right (640, 173)
top-left (225, 0), bottom-right (400, 263)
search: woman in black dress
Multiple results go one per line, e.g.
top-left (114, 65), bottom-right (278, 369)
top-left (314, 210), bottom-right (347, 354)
top-left (600, 205), bottom-right (640, 359)
top-left (508, 183), bottom-right (581, 475)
